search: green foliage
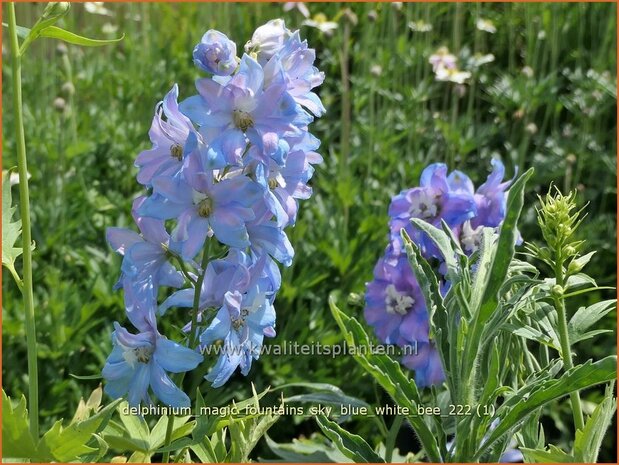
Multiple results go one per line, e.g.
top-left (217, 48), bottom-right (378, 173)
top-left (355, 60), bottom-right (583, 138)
top-left (1, 169), bottom-right (27, 286)
top-left (315, 416), bottom-right (384, 463)
top-left (2, 387), bottom-right (120, 462)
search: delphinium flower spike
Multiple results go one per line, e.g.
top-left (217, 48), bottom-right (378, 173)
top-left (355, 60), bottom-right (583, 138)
top-left (103, 19), bottom-right (324, 406)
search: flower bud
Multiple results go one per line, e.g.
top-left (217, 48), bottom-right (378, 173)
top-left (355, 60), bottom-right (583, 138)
top-left (193, 30), bottom-right (238, 76)
top-left (56, 42), bottom-right (68, 56)
top-left (551, 284), bottom-right (564, 298)
top-left (42, 2), bottom-right (70, 20)
top-left (61, 82), bottom-right (75, 97)
top-left (53, 97), bottom-right (66, 112)
top-left (244, 19), bottom-right (291, 64)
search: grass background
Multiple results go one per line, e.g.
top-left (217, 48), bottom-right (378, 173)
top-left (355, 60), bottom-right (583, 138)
top-left (2, 2), bottom-right (617, 461)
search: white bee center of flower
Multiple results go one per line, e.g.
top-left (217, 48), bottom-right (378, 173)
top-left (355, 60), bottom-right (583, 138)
top-left (233, 110), bottom-right (254, 132)
top-left (123, 345), bottom-right (154, 366)
top-left (193, 190), bottom-right (213, 218)
top-left (384, 284), bottom-right (415, 315)
top-left (232, 308), bottom-right (250, 331)
top-left (170, 143), bottom-right (183, 160)
top-left (409, 191), bottom-right (439, 219)
top-left (461, 221), bottom-right (484, 253)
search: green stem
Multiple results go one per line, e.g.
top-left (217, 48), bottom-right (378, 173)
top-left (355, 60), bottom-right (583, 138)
top-left (384, 415), bottom-right (403, 462)
top-left (162, 240), bottom-right (211, 462)
top-left (553, 262), bottom-right (585, 431)
top-left (8, 2), bottom-right (39, 440)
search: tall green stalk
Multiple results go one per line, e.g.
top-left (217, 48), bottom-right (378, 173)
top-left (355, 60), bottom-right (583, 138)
top-left (8, 2), bottom-right (39, 439)
top-left (552, 261), bottom-right (585, 431)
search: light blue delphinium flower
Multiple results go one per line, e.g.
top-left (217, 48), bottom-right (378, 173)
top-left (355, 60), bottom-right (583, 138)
top-left (264, 30), bottom-right (326, 117)
top-left (158, 249), bottom-right (253, 317)
top-left (135, 85), bottom-right (202, 187)
top-left (106, 196), bottom-right (184, 293)
top-left (193, 30), bottom-right (238, 76)
top-left (102, 319), bottom-right (203, 408)
top-left (200, 256), bottom-right (277, 387)
top-left (180, 54), bottom-right (310, 169)
top-left (139, 159), bottom-right (263, 259)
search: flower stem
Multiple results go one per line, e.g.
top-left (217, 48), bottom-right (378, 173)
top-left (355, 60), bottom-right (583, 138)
top-left (553, 262), bottom-right (585, 431)
top-left (162, 240), bottom-right (211, 462)
top-left (384, 415), bottom-right (403, 462)
top-left (8, 2), bottom-right (39, 440)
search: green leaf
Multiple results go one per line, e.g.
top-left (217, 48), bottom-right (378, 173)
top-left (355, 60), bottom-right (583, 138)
top-left (2, 170), bottom-right (25, 284)
top-left (39, 26), bottom-right (124, 47)
top-left (573, 384), bottom-right (616, 462)
top-left (2, 390), bottom-right (38, 460)
top-left (475, 355), bottom-right (617, 459)
top-left (316, 416), bottom-right (384, 463)
top-left (265, 434), bottom-right (347, 462)
top-left (463, 168), bottom-right (533, 378)
top-left (409, 218), bottom-right (458, 279)
top-left (38, 398), bottom-right (121, 462)
top-left (520, 444), bottom-right (575, 463)
top-left (568, 299), bottom-right (616, 343)
top-left (329, 296), bottom-right (443, 463)
top-left (1, 22), bottom-right (30, 39)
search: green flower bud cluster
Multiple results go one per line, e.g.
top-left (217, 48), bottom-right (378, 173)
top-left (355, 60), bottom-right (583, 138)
top-left (527, 186), bottom-right (587, 275)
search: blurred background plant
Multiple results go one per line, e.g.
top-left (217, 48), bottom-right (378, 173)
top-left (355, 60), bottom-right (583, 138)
top-left (2, 2), bottom-right (616, 461)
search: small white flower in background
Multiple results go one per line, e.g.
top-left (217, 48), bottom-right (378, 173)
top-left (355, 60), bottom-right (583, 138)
top-left (476, 18), bottom-right (496, 33)
top-left (471, 53), bottom-right (495, 67)
top-left (429, 46), bottom-right (457, 72)
top-left (102, 23), bottom-right (118, 35)
top-left (435, 67), bottom-right (472, 85)
top-left (84, 2), bottom-right (113, 17)
top-left (370, 65), bottom-right (383, 77)
top-left (302, 13), bottom-right (338, 36)
top-left (522, 66), bottom-right (534, 78)
top-left (409, 20), bottom-right (433, 32)
top-left (392, 2), bottom-right (403, 11)
top-left (283, 2), bottom-right (310, 19)
top-left (429, 47), bottom-right (472, 84)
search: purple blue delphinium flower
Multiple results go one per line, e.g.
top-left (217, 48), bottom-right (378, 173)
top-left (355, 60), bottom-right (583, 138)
top-left (193, 30), bottom-right (238, 76)
top-left (103, 321), bottom-right (203, 407)
top-left (366, 159), bottom-right (514, 389)
top-left (364, 251), bottom-right (429, 346)
top-left (401, 341), bottom-right (445, 388)
top-left (388, 163), bottom-right (477, 259)
top-left (471, 158), bottom-right (513, 229)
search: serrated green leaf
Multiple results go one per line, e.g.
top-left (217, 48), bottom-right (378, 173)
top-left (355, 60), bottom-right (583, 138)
top-left (39, 26), bottom-right (124, 46)
top-left (2, 170), bottom-right (24, 282)
top-left (1, 390), bottom-right (38, 460)
top-left (38, 398), bottom-right (121, 462)
top-left (573, 385), bottom-right (616, 462)
top-left (409, 218), bottom-right (458, 279)
top-left (568, 299), bottom-right (616, 343)
top-left (316, 416), bottom-right (384, 463)
top-left (475, 356), bottom-right (617, 459)
top-left (329, 296), bottom-right (443, 463)
top-left (520, 444), bottom-right (574, 463)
